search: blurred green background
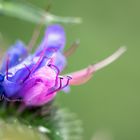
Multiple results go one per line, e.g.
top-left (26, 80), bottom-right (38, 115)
top-left (0, 0), bottom-right (140, 140)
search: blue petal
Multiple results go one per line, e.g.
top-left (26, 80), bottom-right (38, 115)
top-left (2, 79), bottom-right (21, 97)
top-left (54, 52), bottom-right (67, 72)
top-left (1, 41), bottom-right (28, 73)
top-left (7, 54), bottom-right (50, 83)
top-left (35, 24), bottom-right (66, 56)
top-left (7, 56), bottom-right (34, 83)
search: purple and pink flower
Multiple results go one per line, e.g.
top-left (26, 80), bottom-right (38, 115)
top-left (0, 24), bottom-right (126, 106)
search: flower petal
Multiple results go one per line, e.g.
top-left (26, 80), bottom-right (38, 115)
top-left (19, 65), bottom-right (57, 106)
top-left (2, 79), bottom-right (21, 97)
top-left (66, 65), bottom-right (94, 85)
top-left (66, 47), bottom-right (126, 85)
top-left (53, 52), bottom-right (67, 72)
top-left (1, 41), bottom-right (28, 73)
top-left (35, 24), bottom-right (66, 56)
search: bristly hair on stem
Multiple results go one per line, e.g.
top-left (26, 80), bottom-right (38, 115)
top-left (0, 100), bottom-right (83, 140)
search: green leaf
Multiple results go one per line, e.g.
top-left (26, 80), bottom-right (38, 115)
top-left (0, 1), bottom-right (82, 25)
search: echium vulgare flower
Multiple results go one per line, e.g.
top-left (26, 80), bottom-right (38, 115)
top-left (0, 24), bottom-right (126, 106)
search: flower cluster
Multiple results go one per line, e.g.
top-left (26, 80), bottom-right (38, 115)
top-left (0, 24), bottom-right (126, 106)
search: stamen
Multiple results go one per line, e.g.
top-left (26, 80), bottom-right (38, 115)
top-left (24, 64), bottom-right (31, 73)
top-left (22, 64), bottom-right (31, 83)
top-left (21, 48), bottom-right (58, 83)
top-left (64, 40), bottom-right (79, 57)
top-left (61, 76), bottom-right (72, 89)
top-left (47, 77), bottom-right (63, 96)
top-left (30, 47), bottom-right (57, 74)
top-left (48, 64), bottom-right (60, 87)
top-left (30, 48), bottom-right (47, 74)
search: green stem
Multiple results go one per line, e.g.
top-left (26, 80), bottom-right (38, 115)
top-left (0, 1), bottom-right (82, 25)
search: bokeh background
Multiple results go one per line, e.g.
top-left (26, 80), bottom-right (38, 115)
top-left (0, 0), bottom-right (140, 140)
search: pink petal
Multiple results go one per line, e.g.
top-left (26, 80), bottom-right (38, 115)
top-left (68, 65), bottom-right (94, 85)
top-left (65, 47), bottom-right (126, 85)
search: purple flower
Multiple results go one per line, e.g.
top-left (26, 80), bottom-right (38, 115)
top-left (0, 24), bottom-right (126, 106)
